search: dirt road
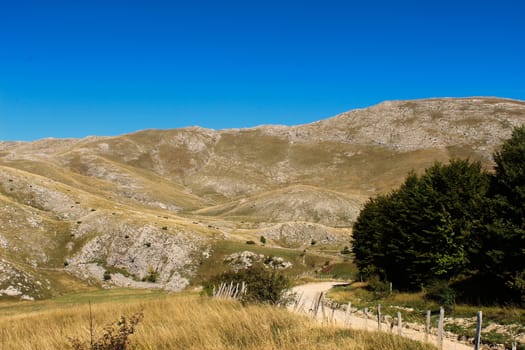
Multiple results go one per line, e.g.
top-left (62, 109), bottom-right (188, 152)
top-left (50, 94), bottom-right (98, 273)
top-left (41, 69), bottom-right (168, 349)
top-left (291, 282), bottom-right (473, 350)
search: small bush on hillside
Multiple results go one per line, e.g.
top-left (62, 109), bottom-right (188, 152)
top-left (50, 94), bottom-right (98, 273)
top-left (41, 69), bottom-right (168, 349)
top-left (340, 246), bottom-right (351, 255)
top-left (68, 312), bottom-right (143, 350)
top-left (245, 240), bottom-right (256, 245)
top-left (425, 280), bottom-right (456, 311)
top-left (367, 275), bottom-right (390, 296)
top-left (143, 266), bottom-right (158, 283)
top-left (103, 270), bottom-right (111, 281)
top-left (204, 263), bottom-right (294, 306)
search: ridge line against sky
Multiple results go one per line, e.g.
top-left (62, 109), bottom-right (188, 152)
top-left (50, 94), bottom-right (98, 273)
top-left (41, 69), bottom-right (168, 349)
top-left (1, 0), bottom-right (524, 141)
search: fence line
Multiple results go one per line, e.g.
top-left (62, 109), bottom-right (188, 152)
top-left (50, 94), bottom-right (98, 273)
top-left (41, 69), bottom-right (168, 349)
top-left (292, 291), bottom-right (492, 350)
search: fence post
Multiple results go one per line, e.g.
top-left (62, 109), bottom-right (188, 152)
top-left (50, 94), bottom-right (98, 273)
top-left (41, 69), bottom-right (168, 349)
top-left (425, 310), bottom-right (431, 342)
top-left (437, 307), bottom-right (444, 350)
top-left (344, 302), bottom-right (351, 327)
top-left (377, 304), bottom-right (382, 331)
top-left (320, 296), bottom-right (327, 322)
top-left (474, 311), bottom-right (482, 350)
top-left (397, 311), bottom-right (402, 336)
top-left (364, 307), bottom-right (369, 331)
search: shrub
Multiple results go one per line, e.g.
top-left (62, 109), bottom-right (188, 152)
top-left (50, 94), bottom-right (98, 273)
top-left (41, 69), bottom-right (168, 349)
top-left (425, 280), bottom-right (456, 311)
top-left (69, 311), bottom-right (143, 350)
top-left (245, 240), bottom-right (256, 245)
top-left (340, 246), bottom-right (351, 255)
top-left (204, 264), bottom-right (294, 306)
top-left (103, 270), bottom-right (111, 281)
top-left (143, 266), bottom-right (158, 283)
top-left (367, 275), bottom-right (390, 296)
top-left (260, 236), bottom-right (266, 244)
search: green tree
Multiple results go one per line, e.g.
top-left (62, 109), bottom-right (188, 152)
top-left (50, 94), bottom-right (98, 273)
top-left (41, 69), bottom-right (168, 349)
top-left (480, 126), bottom-right (525, 300)
top-left (352, 160), bottom-right (489, 290)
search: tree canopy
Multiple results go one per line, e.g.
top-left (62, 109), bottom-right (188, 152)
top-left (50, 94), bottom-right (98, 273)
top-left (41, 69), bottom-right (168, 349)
top-left (352, 126), bottom-right (525, 302)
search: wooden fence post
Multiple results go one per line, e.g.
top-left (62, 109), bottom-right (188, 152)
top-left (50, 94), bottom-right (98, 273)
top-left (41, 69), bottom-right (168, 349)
top-left (364, 307), bottom-right (369, 331)
top-left (320, 296), bottom-right (326, 322)
top-left (377, 304), bottom-right (382, 331)
top-left (425, 310), bottom-right (431, 342)
top-left (344, 302), bottom-right (351, 327)
top-left (397, 311), bottom-right (402, 336)
top-left (437, 307), bottom-right (444, 350)
top-left (474, 311), bottom-right (482, 350)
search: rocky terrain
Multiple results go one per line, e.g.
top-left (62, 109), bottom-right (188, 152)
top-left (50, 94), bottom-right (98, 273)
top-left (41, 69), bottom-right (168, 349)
top-left (1, 97), bottom-right (525, 299)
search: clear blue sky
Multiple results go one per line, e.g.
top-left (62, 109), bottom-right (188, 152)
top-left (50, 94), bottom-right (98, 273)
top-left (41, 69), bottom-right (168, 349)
top-left (1, 0), bottom-right (524, 141)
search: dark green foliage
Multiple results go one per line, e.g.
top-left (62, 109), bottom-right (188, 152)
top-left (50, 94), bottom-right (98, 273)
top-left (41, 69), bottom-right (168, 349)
top-left (353, 159), bottom-right (489, 290)
top-left (103, 270), bottom-right (112, 281)
top-left (260, 235), bottom-right (266, 244)
top-left (245, 240), bottom-right (256, 245)
top-left (367, 275), bottom-right (390, 297)
top-left (340, 246), bottom-right (351, 255)
top-left (204, 264), bottom-right (293, 305)
top-left (425, 280), bottom-right (456, 311)
top-left (69, 312), bottom-right (143, 350)
top-left (352, 126), bottom-right (525, 303)
top-left (479, 126), bottom-right (525, 300)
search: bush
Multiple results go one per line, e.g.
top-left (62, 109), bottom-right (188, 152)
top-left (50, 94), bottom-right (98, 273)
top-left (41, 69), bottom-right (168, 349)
top-left (245, 240), bottom-right (256, 245)
top-left (425, 280), bottom-right (456, 311)
top-left (367, 275), bottom-right (390, 296)
top-left (204, 264), bottom-right (294, 306)
top-left (69, 311), bottom-right (143, 350)
top-left (144, 266), bottom-right (158, 283)
top-left (103, 270), bottom-right (111, 281)
top-left (259, 236), bottom-right (266, 244)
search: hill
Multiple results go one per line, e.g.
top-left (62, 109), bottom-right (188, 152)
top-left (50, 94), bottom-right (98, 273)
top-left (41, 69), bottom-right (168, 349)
top-left (1, 97), bottom-right (524, 299)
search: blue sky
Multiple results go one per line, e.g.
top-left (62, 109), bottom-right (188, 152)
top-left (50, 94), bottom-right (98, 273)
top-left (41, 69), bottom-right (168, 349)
top-left (1, 0), bottom-right (524, 141)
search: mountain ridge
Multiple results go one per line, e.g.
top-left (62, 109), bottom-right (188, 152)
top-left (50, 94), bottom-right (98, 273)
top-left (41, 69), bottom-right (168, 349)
top-left (1, 97), bottom-right (525, 299)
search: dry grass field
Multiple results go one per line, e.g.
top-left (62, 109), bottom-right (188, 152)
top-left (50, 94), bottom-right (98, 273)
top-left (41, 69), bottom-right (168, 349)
top-left (0, 289), bottom-right (436, 350)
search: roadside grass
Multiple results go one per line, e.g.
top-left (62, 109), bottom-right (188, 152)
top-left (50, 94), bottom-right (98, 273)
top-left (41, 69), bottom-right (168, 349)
top-left (0, 289), bottom-right (436, 350)
top-left (327, 282), bottom-right (525, 349)
top-left (317, 261), bottom-right (359, 280)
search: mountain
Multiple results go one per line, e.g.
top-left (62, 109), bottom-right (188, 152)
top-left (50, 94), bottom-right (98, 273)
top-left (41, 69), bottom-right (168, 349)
top-left (1, 97), bottom-right (524, 299)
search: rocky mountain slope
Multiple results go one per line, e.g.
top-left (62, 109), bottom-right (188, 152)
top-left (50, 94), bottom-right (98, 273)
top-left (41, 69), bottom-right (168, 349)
top-left (1, 97), bottom-right (524, 299)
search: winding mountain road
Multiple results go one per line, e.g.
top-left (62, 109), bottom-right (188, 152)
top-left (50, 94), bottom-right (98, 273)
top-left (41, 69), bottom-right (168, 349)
top-left (291, 282), bottom-right (473, 350)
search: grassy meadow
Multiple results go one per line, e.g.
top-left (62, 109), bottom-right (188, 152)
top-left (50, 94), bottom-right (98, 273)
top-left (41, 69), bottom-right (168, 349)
top-left (0, 289), bottom-right (437, 350)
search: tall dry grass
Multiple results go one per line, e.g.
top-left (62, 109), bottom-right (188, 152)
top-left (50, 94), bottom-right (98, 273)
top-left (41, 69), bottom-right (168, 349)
top-left (0, 293), bottom-right (436, 350)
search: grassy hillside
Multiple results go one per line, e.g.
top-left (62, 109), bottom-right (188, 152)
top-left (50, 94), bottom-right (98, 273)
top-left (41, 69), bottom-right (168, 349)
top-left (1, 97), bottom-right (524, 299)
